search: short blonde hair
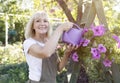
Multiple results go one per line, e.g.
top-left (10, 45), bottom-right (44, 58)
top-left (24, 11), bottom-right (52, 39)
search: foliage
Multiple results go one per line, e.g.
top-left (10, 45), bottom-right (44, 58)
top-left (0, 0), bottom-right (30, 44)
top-left (76, 25), bottom-right (120, 63)
top-left (0, 43), bottom-right (28, 83)
top-left (103, 0), bottom-right (120, 32)
top-left (0, 43), bottom-right (69, 83)
top-left (0, 0), bottom-right (30, 14)
top-left (0, 0), bottom-right (120, 83)
top-left (0, 62), bottom-right (28, 83)
top-left (75, 25), bottom-right (120, 82)
top-left (57, 24), bottom-right (120, 82)
top-left (56, 70), bottom-right (68, 83)
top-left (0, 42), bottom-right (25, 64)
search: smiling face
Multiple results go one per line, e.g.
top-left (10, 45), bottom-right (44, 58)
top-left (33, 12), bottom-right (49, 36)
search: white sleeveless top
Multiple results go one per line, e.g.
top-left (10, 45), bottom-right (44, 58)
top-left (23, 38), bottom-right (44, 81)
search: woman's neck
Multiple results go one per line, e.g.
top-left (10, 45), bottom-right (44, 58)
top-left (33, 34), bottom-right (48, 43)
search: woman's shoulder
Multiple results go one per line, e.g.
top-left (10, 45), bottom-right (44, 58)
top-left (23, 38), bottom-right (36, 45)
top-left (25, 38), bottom-right (35, 41)
top-left (23, 38), bottom-right (44, 47)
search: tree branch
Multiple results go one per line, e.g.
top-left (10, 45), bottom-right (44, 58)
top-left (76, 0), bottom-right (83, 26)
top-left (73, 0), bottom-right (78, 5)
top-left (93, 0), bottom-right (108, 28)
top-left (56, 0), bottom-right (76, 23)
top-left (84, 1), bottom-right (96, 28)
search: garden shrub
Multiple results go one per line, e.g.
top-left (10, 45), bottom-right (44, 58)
top-left (0, 62), bottom-right (28, 83)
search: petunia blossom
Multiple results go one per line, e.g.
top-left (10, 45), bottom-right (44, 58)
top-left (112, 35), bottom-right (120, 43)
top-left (72, 52), bottom-right (79, 62)
top-left (91, 48), bottom-right (98, 55)
top-left (92, 25), bottom-right (105, 36)
top-left (82, 28), bottom-right (89, 35)
top-left (98, 44), bottom-right (106, 53)
top-left (91, 48), bottom-right (101, 59)
top-left (103, 59), bottom-right (112, 67)
top-left (112, 35), bottom-right (120, 49)
top-left (82, 39), bottom-right (90, 47)
top-left (79, 38), bottom-right (85, 47)
top-left (92, 53), bottom-right (101, 59)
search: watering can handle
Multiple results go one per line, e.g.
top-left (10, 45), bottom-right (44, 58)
top-left (72, 24), bottom-right (80, 29)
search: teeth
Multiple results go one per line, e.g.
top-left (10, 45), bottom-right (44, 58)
top-left (39, 26), bottom-right (45, 28)
top-left (38, 27), bottom-right (46, 29)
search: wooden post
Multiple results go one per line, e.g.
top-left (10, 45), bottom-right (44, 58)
top-left (5, 14), bottom-right (9, 46)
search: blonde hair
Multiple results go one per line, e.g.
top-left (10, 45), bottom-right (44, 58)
top-left (24, 11), bottom-right (52, 39)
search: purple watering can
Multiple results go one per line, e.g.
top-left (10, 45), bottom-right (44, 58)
top-left (62, 24), bottom-right (83, 45)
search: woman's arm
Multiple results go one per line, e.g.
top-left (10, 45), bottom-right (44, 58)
top-left (58, 44), bottom-right (78, 71)
top-left (29, 22), bottom-right (73, 58)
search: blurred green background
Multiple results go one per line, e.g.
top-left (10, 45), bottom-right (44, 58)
top-left (0, 0), bottom-right (120, 83)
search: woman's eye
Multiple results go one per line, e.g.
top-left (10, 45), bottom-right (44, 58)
top-left (36, 20), bottom-right (40, 22)
top-left (35, 19), bottom-right (48, 23)
top-left (44, 20), bottom-right (48, 22)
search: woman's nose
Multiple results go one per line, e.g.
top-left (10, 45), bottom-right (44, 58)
top-left (40, 22), bottom-right (45, 25)
top-left (40, 21), bottom-right (45, 25)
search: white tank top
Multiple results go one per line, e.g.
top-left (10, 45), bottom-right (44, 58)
top-left (23, 38), bottom-right (44, 81)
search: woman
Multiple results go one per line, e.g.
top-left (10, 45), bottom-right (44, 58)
top-left (23, 11), bottom-right (78, 83)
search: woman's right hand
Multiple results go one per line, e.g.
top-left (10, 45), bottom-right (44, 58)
top-left (57, 22), bottom-right (73, 32)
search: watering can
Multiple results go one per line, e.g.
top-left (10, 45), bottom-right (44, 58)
top-left (62, 24), bottom-right (83, 45)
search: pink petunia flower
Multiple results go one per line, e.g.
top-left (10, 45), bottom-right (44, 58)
top-left (92, 53), bottom-right (101, 59)
top-left (98, 44), bottom-right (106, 53)
top-left (78, 38), bottom-right (85, 47)
top-left (112, 35), bottom-right (120, 43)
top-left (72, 52), bottom-right (79, 62)
top-left (91, 48), bottom-right (101, 59)
top-left (92, 25), bottom-right (106, 36)
top-left (82, 39), bottom-right (90, 47)
top-left (112, 35), bottom-right (120, 49)
top-left (91, 48), bottom-right (98, 55)
top-left (82, 28), bottom-right (89, 35)
top-left (103, 59), bottom-right (112, 67)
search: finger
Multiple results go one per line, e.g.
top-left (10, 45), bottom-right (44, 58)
top-left (74, 45), bottom-right (79, 50)
top-left (70, 44), bottom-right (75, 50)
top-left (70, 44), bottom-right (78, 51)
top-left (65, 43), bottom-right (67, 47)
top-left (66, 43), bottom-right (71, 48)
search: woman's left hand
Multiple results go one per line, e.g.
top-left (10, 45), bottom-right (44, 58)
top-left (64, 44), bottom-right (79, 57)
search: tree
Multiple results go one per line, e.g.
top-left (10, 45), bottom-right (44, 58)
top-left (55, 0), bottom-right (120, 83)
top-left (0, 0), bottom-right (30, 44)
